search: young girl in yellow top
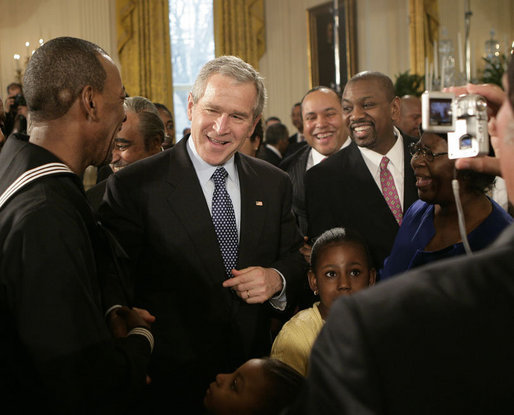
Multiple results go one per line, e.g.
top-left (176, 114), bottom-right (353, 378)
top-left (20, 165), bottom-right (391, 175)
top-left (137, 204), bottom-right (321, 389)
top-left (271, 227), bottom-right (376, 375)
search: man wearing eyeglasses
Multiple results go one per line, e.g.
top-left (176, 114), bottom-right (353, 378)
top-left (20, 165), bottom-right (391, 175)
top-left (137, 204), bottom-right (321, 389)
top-left (305, 71), bottom-right (418, 271)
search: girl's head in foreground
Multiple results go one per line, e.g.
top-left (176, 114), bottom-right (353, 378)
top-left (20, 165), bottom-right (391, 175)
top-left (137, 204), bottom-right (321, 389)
top-left (204, 358), bottom-right (304, 414)
top-left (309, 227), bottom-right (376, 319)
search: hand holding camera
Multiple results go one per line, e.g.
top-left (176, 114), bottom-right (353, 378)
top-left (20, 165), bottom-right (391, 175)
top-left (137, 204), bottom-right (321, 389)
top-left (446, 83), bottom-right (506, 177)
top-left (6, 93), bottom-right (26, 113)
top-left (13, 94), bottom-right (28, 116)
top-left (422, 89), bottom-right (489, 159)
top-left (5, 93), bottom-right (28, 135)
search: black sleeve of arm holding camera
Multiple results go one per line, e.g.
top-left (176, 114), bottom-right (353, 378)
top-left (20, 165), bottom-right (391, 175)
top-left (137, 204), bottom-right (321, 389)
top-left (3, 111), bottom-right (16, 137)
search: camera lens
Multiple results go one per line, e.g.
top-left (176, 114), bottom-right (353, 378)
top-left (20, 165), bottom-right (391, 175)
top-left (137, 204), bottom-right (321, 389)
top-left (14, 94), bottom-right (26, 107)
top-left (459, 134), bottom-right (473, 150)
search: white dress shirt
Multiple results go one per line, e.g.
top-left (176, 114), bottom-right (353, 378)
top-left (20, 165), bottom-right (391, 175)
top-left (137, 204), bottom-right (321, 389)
top-left (306, 137), bottom-right (351, 171)
top-left (187, 137), bottom-right (242, 235)
top-left (187, 137), bottom-right (286, 308)
top-left (358, 127), bottom-right (405, 210)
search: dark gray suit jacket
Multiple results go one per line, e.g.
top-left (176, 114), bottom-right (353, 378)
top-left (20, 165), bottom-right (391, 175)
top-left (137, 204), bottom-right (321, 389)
top-left (280, 145), bottom-right (311, 235)
top-left (98, 137), bottom-right (306, 412)
top-left (257, 145), bottom-right (282, 166)
top-left (285, 134), bottom-right (308, 158)
top-left (86, 178), bottom-right (107, 211)
top-left (305, 134), bottom-right (418, 269)
top-left (290, 223), bottom-right (514, 414)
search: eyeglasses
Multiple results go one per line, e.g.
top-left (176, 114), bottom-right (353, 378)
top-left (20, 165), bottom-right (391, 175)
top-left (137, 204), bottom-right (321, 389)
top-left (409, 142), bottom-right (448, 162)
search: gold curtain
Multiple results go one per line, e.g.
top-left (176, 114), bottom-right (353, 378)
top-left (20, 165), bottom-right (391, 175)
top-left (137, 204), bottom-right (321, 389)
top-left (213, 0), bottom-right (265, 70)
top-left (116, 0), bottom-right (173, 112)
top-left (409, 0), bottom-right (439, 77)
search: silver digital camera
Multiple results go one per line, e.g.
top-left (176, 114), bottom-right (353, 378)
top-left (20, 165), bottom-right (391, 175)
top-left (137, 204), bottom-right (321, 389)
top-left (421, 91), bottom-right (489, 159)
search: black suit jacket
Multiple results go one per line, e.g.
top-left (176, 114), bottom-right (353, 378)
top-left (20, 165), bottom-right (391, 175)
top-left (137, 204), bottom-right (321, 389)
top-left (0, 135), bottom-right (151, 414)
top-left (290, 223), bottom-right (514, 414)
top-left (288, 132), bottom-right (301, 144)
top-left (96, 164), bottom-right (113, 183)
top-left (285, 134), bottom-right (308, 158)
top-left (305, 134), bottom-right (418, 269)
top-left (98, 137), bottom-right (306, 412)
top-left (257, 145), bottom-right (282, 166)
top-left (86, 179), bottom-right (107, 211)
top-left (280, 145), bottom-right (311, 235)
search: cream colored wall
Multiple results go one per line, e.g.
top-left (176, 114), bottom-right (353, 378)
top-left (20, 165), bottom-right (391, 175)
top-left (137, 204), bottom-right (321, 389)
top-left (356, 0), bottom-right (409, 77)
top-left (0, 0), bottom-right (117, 101)
top-left (439, 0), bottom-right (513, 81)
top-left (259, 0), bottom-right (320, 132)
top-left (260, 0), bottom-right (512, 135)
top-left (0, 0), bottom-right (511, 137)
top-left (260, 0), bottom-right (410, 135)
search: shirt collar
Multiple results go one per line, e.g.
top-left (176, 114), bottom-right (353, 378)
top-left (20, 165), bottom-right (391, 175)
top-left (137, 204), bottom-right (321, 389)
top-left (310, 147), bottom-right (326, 165)
top-left (358, 126), bottom-right (404, 172)
top-left (186, 136), bottom-right (237, 186)
top-left (310, 137), bottom-right (352, 165)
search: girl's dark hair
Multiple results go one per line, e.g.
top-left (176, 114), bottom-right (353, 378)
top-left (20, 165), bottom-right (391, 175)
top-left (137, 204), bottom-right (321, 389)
top-left (310, 227), bottom-right (374, 271)
top-left (256, 358), bottom-right (305, 415)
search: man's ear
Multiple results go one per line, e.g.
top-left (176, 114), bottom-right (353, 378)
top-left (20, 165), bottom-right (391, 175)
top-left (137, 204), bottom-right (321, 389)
top-left (368, 268), bottom-right (377, 286)
top-left (390, 96), bottom-right (401, 123)
top-left (150, 135), bottom-right (163, 154)
top-left (81, 85), bottom-right (97, 120)
top-left (187, 92), bottom-right (194, 121)
top-left (251, 114), bottom-right (262, 134)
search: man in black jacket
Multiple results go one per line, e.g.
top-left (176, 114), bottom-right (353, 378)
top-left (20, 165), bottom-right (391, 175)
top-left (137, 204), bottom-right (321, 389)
top-left (0, 37), bottom-right (153, 414)
top-left (305, 72), bottom-right (418, 270)
top-left (280, 86), bottom-right (350, 236)
top-left (257, 122), bottom-right (289, 166)
top-left (98, 55), bottom-right (306, 413)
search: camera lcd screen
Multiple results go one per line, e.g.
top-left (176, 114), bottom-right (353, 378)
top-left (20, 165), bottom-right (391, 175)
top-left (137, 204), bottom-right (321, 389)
top-left (429, 98), bottom-right (452, 127)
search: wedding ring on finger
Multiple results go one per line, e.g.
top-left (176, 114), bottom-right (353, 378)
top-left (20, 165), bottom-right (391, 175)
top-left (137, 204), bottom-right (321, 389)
top-left (246, 290), bottom-right (250, 299)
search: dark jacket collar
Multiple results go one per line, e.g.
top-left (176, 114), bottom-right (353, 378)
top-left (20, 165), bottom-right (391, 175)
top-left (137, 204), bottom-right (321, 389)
top-left (0, 133), bottom-right (82, 196)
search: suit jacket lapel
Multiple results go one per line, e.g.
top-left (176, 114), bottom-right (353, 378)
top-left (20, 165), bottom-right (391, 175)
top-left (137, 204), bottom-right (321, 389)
top-left (345, 142), bottom-right (399, 228)
top-left (290, 146), bottom-right (310, 203)
top-left (296, 146), bottom-right (310, 184)
top-left (165, 139), bottom-right (230, 296)
top-left (236, 153), bottom-right (266, 268)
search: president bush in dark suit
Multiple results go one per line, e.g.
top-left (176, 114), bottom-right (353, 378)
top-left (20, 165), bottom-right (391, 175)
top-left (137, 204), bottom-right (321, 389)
top-left (98, 56), bottom-right (306, 413)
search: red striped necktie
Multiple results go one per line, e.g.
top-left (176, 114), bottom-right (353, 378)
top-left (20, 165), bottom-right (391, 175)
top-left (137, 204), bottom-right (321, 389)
top-left (379, 156), bottom-right (402, 225)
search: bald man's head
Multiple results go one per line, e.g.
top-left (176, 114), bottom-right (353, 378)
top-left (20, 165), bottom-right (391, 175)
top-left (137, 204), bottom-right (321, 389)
top-left (396, 95), bottom-right (421, 137)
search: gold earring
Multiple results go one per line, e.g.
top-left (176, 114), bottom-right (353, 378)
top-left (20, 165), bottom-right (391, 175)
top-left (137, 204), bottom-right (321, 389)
top-left (313, 290), bottom-right (319, 296)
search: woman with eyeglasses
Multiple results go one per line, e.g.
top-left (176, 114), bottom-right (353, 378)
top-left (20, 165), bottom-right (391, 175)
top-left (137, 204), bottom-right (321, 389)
top-left (380, 130), bottom-right (513, 280)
